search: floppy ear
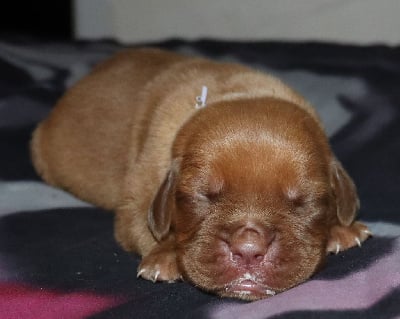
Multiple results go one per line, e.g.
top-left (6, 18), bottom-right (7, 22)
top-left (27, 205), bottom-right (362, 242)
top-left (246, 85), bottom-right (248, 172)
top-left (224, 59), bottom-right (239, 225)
top-left (331, 159), bottom-right (360, 226)
top-left (148, 170), bottom-right (176, 241)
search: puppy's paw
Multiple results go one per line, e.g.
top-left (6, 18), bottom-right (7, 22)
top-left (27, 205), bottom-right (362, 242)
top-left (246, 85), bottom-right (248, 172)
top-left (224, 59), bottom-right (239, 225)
top-left (137, 247), bottom-right (182, 283)
top-left (327, 221), bottom-right (372, 254)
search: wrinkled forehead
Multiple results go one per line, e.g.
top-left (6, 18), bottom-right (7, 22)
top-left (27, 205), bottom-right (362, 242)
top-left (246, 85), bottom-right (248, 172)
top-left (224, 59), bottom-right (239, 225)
top-left (178, 137), bottom-right (330, 199)
top-left (212, 143), bottom-right (315, 192)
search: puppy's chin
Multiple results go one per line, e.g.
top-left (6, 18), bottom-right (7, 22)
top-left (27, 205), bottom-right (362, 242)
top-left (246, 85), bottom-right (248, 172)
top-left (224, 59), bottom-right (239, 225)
top-left (177, 229), bottom-right (326, 301)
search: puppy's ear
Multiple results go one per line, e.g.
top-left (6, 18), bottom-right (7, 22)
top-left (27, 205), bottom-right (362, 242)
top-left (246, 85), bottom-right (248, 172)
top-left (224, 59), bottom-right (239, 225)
top-left (148, 170), bottom-right (176, 241)
top-left (331, 159), bottom-right (360, 226)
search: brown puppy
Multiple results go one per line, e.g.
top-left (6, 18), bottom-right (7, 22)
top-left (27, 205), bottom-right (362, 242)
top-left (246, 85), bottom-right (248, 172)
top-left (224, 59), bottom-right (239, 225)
top-left (31, 48), bottom-right (371, 300)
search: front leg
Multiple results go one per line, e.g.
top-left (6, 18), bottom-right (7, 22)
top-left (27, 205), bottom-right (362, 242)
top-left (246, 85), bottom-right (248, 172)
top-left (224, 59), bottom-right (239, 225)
top-left (327, 221), bottom-right (372, 254)
top-left (114, 206), bottom-right (181, 282)
top-left (137, 237), bottom-right (182, 283)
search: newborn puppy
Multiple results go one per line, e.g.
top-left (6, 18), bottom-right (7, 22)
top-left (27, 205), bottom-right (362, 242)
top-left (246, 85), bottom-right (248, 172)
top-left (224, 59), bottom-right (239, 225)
top-left (31, 48), bottom-right (371, 300)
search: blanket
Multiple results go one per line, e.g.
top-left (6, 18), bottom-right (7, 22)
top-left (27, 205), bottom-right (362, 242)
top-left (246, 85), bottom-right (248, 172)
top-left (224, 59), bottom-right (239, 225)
top-left (0, 38), bottom-right (399, 319)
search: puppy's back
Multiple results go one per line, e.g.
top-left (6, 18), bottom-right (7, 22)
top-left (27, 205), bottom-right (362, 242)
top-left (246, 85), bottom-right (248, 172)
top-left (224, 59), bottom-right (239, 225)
top-left (31, 49), bottom-right (188, 209)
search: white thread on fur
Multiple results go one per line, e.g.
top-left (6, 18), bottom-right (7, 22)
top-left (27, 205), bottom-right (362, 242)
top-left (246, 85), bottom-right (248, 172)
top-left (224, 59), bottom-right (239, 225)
top-left (195, 86), bottom-right (208, 108)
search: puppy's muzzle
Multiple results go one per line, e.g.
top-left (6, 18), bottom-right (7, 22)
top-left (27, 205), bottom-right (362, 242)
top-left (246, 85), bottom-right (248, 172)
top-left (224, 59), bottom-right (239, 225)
top-left (229, 222), bottom-right (276, 268)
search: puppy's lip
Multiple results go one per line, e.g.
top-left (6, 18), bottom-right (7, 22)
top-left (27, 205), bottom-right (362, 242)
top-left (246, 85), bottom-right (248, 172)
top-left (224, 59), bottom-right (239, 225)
top-left (225, 274), bottom-right (276, 297)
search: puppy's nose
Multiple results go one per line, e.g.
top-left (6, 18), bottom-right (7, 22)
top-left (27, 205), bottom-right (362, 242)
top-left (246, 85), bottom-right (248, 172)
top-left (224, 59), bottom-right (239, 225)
top-left (230, 225), bottom-right (274, 267)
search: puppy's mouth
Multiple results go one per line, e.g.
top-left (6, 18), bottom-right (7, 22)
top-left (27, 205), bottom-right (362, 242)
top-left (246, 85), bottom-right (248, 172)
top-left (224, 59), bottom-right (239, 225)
top-left (224, 273), bottom-right (276, 299)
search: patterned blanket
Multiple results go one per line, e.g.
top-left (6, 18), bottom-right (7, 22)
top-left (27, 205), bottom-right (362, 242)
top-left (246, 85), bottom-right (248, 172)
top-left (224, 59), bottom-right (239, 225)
top-left (0, 38), bottom-right (399, 319)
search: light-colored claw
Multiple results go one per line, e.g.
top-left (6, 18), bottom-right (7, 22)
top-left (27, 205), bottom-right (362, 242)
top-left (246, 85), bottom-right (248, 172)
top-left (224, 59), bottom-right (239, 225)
top-left (355, 237), bottom-right (362, 247)
top-left (152, 270), bottom-right (160, 282)
top-left (335, 243), bottom-right (341, 254)
top-left (363, 229), bottom-right (373, 236)
top-left (137, 268), bottom-right (146, 278)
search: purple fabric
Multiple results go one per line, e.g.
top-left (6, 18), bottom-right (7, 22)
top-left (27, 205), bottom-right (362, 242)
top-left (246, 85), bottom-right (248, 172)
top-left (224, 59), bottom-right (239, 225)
top-left (0, 283), bottom-right (125, 319)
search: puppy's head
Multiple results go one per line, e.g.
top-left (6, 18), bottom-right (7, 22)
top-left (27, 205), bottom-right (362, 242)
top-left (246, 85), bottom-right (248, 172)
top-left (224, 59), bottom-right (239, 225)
top-left (149, 98), bottom-right (358, 300)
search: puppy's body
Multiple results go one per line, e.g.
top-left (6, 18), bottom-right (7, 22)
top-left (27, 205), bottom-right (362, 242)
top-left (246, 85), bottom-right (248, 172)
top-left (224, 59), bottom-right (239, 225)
top-left (32, 48), bottom-right (370, 300)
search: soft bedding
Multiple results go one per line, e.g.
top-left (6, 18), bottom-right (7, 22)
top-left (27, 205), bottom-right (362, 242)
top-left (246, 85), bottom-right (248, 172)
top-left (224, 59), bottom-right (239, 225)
top-left (0, 38), bottom-right (399, 319)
